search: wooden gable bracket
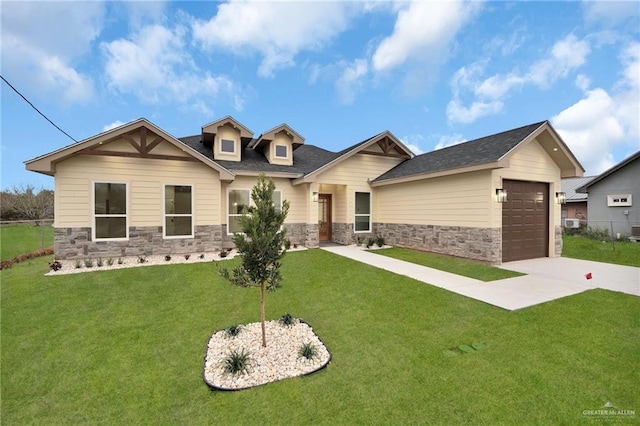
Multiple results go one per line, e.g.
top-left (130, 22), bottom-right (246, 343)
top-left (79, 127), bottom-right (198, 162)
top-left (360, 136), bottom-right (411, 159)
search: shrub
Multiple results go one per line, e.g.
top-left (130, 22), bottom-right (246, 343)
top-left (222, 349), bottom-right (253, 375)
top-left (582, 227), bottom-right (610, 241)
top-left (279, 313), bottom-right (296, 327)
top-left (225, 324), bottom-right (243, 338)
top-left (84, 258), bottom-right (94, 268)
top-left (137, 256), bottom-right (147, 264)
top-left (117, 257), bottom-right (124, 265)
top-left (284, 239), bottom-right (291, 250)
top-left (219, 250), bottom-right (228, 258)
top-left (366, 237), bottom-right (375, 249)
top-left (107, 258), bottom-right (114, 266)
top-left (74, 260), bottom-right (82, 269)
top-left (49, 261), bottom-right (62, 272)
top-left (184, 254), bottom-right (191, 260)
top-left (299, 342), bottom-right (318, 360)
top-left (376, 236), bottom-right (385, 247)
top-left (165, 255), bottom-right (172, 261)
top-left (199, 253), bottom-right (205, 259)
top-left (96, 258), bottom-right (104, 267)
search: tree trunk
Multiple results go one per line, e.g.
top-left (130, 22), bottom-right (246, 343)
top-left (260, 282), bottom-right (267, 347)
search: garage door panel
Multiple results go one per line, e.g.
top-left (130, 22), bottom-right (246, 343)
top-left (502, 180), bottom-right (549, 262)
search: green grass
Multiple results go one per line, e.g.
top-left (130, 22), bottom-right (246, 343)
top-left (2, 250), bottom-right (639, 424)
top-left (0, 223), bottom-right (54, 261)
top-left (563, 235), bottom-right (640, 267)
top-left (372, 247), bottom-right (525, 281)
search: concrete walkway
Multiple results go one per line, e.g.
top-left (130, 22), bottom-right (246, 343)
top-left (320, 245), bottom-right (640, 311)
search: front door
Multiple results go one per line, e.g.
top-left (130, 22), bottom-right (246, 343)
top-left (318, 194), bottom-right (332, 242)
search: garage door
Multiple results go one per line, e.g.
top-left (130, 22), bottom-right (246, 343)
top-left (502, 180), bottom-right (549, 262)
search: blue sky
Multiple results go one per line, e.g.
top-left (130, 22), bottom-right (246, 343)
top-left (2, 0), bottom-right (639, 190)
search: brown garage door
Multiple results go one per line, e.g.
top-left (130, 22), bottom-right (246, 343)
top-left (502, 180), bottom-right (549, 262)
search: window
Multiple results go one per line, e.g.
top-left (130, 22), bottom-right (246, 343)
top-left (354, 192), bottom-right (371, 232)
top-left (273, 190), bottom-right (282, 212)
top-left (94, 182), bottom-right (127, 240)
top-left (164, 185), bottom-right (193, 238)
top-left (275, 145), bottom-right (288, 158)
top-left (221, 139), bottom-right (235, 153)
top-left (228, 189), bottom-right (250, 234)
top-left (607, 194), bottom-right (632, 207)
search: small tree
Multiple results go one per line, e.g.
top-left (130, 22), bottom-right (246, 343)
top-left (219, 174), bottom-right (290, 347)
top-left (1, 184), bottom-right (54, 222)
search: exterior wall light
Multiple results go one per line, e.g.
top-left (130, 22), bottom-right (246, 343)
top-left (496, 188), bottom-right (508, 203)
top-left (556, 192), bottom-right (567, 204)
top-left (312, 192), bottom-right (318, 202)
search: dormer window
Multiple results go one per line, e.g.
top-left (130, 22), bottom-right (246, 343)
top-left (275, 145), bottom-right (288, 158)
top-left (221, 139), bottom-right (235, 154)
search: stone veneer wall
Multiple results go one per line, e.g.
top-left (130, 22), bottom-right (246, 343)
top-left (55, 225), bottom-right (224, 260)
top-left (373, 222), bottom-right (502, 264)
top-left (55, 223), bottom-right (321, 260)
top-left (554, 225), bottom-right (563, 257)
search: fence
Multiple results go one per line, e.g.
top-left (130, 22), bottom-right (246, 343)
top-left (0, 219), bottom-right (55, 257)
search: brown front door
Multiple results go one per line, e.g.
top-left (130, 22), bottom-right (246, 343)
top-left (502, 180), bottom-right (549, 262)
top-left (318, 194), bottom-right (332, 242)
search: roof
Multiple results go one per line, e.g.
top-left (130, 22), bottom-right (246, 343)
top-left (576, 151), bottom-right (640, 193)
top-left (372, 120), bottom-right (584, 185)
top-left (561, 176), bottom-right (594, 201)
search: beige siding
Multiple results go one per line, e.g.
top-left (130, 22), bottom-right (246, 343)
top-left (214, 123), bottom-right (241, 162)
top-left (376, 170), bottom-right (494, 227)
top-left (317, 154), bottom-right (403, 186)
top-left (55, 153), bottom-right (222, 228)
top-left (266, 132), bottom-right (293, 166)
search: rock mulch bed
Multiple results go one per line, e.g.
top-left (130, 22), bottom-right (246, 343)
top-left (203, 319), bottom-right (331, 391)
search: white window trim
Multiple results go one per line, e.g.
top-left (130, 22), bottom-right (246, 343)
top-left (354, 191), bottom-right (371, 233)
top-left (92, 181), bottom-right (129, 242)
top-left (163, 184), bottom-right (194, 239)
top-left (274, 144), bottom-right (288, 159)
top-left (226, 188), bottom-right (283, 235)
top-left (220, 138), bottom-right (236, 154)
top-left (607, 194), bottom-right (632, 207)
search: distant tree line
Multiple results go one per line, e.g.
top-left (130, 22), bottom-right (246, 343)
top-left (0, 185), bottom-right (54, 222)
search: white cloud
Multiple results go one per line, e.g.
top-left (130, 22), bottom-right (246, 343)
top-left (434, 134), bottom-right (467, 150)
top-left (448, 34), bottom-right (592, 124)
top-left (372, 1), bottom-right (480, 72)
top-left (0, 1), bottom-right (104, 103)
top-left (192, 1), bottom-right (354, 78)
top-left (103, 120), bottom-right (126, 132)
top-left (575, 74), bottom-right (591, 91)
top-left (102, 24), bottom-right (243, 114)
top-left (336, 59), bottom-right (369, 105)
top-left (552, 42), bottom-right (640, 174)
top-left (400, 134), bottom-right (426, 155)
top-left (583, 1), bottom-right (640, 27)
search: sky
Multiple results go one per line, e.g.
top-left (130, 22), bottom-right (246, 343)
top-left (1, 0), bottom-right (639, 191)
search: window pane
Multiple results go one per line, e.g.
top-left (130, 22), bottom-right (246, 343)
top-left (165, 216), bottom-right (192, 237)
top-left (95, 183), bottom-right (126, 214)
top-left (228, 216), bottom-right (243, 234)
top-left (95, 217), bottom-right (126, 239)
top-left (355, 216), bottom-right (370, 232)
top-left (355, 192), bottom-right (370, 214)
top-left (166, 185), bottom-right (191, 215)
top-left (275, 145), bottom-right (287, 157)
top-left (229, 190), bottom-right (250, 214)
top-left (221, 139), bottom-right (235, 153)
top-left (273, 191), bottom-right (282, 213)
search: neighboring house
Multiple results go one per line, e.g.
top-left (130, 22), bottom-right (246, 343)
top-left (560, 176), bottom-right (593, 227)
top-left (26, 117), bottom-right (584, 264)
top-left (577, 151), bottom-right (640, 238)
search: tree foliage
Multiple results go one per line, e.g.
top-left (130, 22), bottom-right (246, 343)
top-left (0, 185), bottom-right (54, 222)
top-left (219, 174), bottom-right (290, 347)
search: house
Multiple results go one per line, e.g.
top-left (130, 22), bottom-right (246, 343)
top-left (560, 176), bottom-right (593, 228)
top-left (576, 151), bottom-right (640, 239)
top-left (25, 117), bottom-right (584, 264)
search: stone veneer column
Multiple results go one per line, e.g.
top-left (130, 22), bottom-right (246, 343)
top-left (554, 225), bottom-right (563, 257)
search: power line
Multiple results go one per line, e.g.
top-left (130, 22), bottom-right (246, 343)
top-left (1, 75), bottom-right (79, 143)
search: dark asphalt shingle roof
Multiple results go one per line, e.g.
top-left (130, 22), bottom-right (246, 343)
top-left (178, 135), bottom-right (338, 176)
top-left (373, 121), bottom-right (547, 183)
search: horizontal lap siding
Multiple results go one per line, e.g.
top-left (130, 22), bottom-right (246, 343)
top-left (55, 146), bottom-right (221, 228)
top-left (376, 170), bottom-right (493, 227)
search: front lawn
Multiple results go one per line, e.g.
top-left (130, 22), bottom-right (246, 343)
top-left (372, 247), bottom-right (524, 281)
top-left (0, 222), bottom-right (54, 261)
top-left (2, 250), bottom-right (638, 424)
top-left (563, 235), bottom-right (640, 267)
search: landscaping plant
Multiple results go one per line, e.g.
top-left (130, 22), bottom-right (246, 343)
top-left (219, 174), bottom-right (290, 347)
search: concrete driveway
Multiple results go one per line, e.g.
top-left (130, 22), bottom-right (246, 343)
top-left (320, 245), bottom-right (640, 311)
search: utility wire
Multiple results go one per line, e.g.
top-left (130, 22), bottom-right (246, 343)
top-left (1, 74), bottom-right (79, 143)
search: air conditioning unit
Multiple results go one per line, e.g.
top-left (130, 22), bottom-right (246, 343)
top-left (564, 219), bottom-right (580, 228)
